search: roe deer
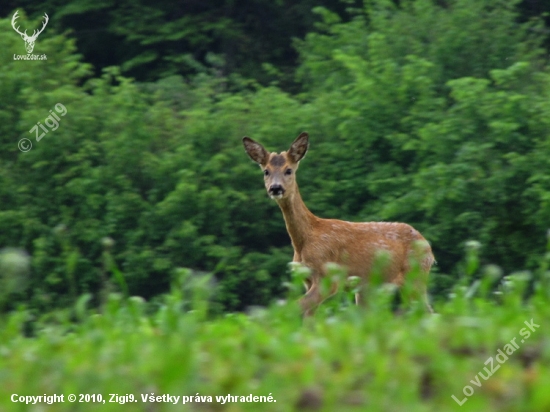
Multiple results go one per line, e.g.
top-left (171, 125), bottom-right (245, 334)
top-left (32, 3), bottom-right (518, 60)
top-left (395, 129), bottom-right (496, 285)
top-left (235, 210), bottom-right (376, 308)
top-left (243, 132), bottom-right (434, 315)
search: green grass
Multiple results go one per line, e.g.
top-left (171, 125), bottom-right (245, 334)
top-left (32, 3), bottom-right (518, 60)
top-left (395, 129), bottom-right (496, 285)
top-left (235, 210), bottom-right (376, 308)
top-left (1, 252), bottom-right (550, 412)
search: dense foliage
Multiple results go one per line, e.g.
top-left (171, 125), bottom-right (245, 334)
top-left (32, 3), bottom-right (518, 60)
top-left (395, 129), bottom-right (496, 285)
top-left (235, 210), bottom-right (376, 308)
top-left (1, 246), bottom-right (549, 411)
top-left (2, 1), bottom-right (550, 410)
top-left (0, 0), bottom-right (549, 88)
top-left (0, 0), bottom-right (360, 89)
top-left (1, 0), bottom-right (550, 312)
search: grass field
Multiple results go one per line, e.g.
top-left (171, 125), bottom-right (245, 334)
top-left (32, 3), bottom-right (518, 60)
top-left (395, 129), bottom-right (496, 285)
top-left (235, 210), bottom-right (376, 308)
top-left (1, 248), bottom-right (549, 412)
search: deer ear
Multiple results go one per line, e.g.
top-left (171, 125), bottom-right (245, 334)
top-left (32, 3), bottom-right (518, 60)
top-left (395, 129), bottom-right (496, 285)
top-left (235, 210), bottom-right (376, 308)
top-left (243, 137), bottom-right (269, 166)
top-left (288, 132), bottom-right (309, 163)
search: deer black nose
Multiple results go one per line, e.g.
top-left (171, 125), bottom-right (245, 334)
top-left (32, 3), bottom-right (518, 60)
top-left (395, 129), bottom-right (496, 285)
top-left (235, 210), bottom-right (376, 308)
top-left (269, 184), bottom-right (285, 196)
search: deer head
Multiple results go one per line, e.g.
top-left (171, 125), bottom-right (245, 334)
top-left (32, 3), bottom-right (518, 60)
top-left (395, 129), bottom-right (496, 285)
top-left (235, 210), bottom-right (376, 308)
top-left (243, 132), bottom-right (309, 200)
top-left (12, 11), bottom-right (49, 54)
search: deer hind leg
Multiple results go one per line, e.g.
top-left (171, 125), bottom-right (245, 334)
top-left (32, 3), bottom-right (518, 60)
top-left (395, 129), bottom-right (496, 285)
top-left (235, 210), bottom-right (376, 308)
top-left (402, 241), bottom-right (435, 313)
top-left (418, 271), bottom-right (434, 313)
top-left (423, 292), bottom-right (433, 313)
top-left (299, 283), bottom-right (323, 316)
top-left (299, 280), bottom-right (340, 316)
top-left (418, 252), bottom-right (435, 313)
top-left (409, 278), bottom-right (433, 313)
top-left (405, 272), bottom-right (434, 313)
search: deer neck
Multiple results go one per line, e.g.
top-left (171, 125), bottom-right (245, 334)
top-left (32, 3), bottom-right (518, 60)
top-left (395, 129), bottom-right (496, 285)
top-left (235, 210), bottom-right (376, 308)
top-left (276, 183), bottom-right (316, 252)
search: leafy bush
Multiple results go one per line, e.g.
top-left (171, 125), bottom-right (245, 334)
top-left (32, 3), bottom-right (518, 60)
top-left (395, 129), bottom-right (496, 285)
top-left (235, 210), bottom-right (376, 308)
top-left (1, 244), bottom-right (549, 411)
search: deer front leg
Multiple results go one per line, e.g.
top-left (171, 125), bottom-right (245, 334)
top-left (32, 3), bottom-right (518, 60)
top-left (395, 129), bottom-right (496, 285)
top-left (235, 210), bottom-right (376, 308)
top-left (354, 281), bottom-right (369, 307)
top-left (292, 251), bottom-right (312, 292)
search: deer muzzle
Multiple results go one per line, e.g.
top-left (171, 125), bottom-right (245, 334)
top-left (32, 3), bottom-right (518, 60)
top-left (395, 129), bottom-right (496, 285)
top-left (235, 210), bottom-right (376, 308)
top-left (268, 184), bottom-right (285, 199)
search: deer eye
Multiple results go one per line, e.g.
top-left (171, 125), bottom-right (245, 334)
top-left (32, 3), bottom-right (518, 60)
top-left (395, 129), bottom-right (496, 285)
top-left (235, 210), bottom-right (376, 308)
top-left (264, 169), bottom-right (269, 176)
top-left (285, 168), bottom-right (292, 175)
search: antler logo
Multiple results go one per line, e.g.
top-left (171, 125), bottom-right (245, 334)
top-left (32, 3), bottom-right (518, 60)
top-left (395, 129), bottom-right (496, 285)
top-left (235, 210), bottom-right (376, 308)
top-left (12, 11), bottom-right (49, 54)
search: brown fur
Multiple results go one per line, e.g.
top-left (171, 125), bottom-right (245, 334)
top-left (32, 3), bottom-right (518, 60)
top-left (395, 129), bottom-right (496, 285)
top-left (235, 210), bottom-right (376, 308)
top-left (243, 132), bottom-right (434, 315)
